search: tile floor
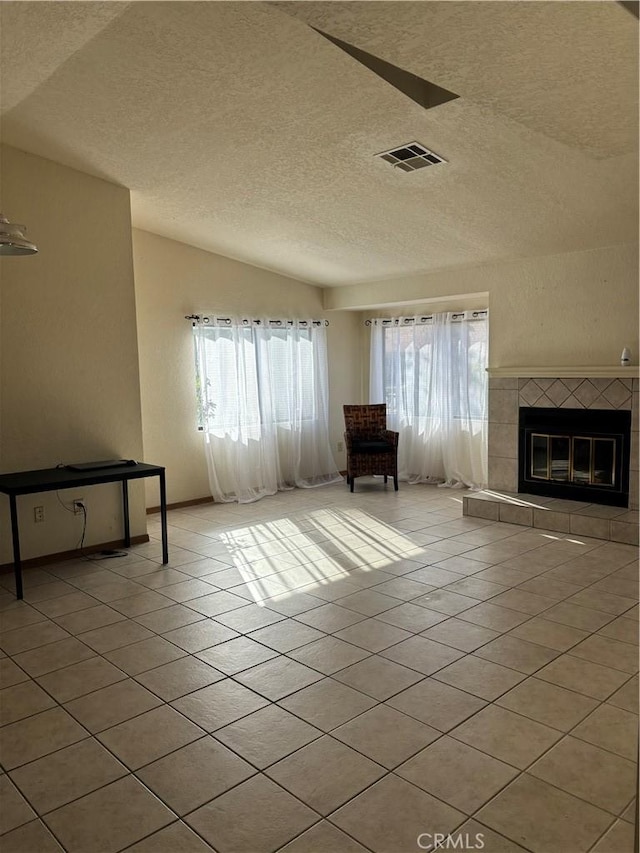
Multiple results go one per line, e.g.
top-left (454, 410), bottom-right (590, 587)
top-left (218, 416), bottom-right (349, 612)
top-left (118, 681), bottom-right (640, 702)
top-left (0, 480), bottom-right (637, 853)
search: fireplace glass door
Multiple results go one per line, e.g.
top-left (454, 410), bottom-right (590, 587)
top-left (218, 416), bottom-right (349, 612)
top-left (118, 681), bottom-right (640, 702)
top-left (530, 434), bottom-right (615, 487)
top-left (519, 407), bottom-right (630, 507)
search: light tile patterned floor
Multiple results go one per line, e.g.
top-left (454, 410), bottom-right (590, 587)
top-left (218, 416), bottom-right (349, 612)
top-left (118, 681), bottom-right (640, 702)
top-left (0, 480), bottom-right (637, 853)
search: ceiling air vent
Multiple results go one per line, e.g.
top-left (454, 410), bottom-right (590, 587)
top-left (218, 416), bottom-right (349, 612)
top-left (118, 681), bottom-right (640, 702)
top-left (376, 142), bottom-right (446, 172)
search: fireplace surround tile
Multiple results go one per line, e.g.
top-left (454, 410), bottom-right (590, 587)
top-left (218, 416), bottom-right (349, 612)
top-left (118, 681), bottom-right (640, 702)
top-left (560, 394), bottom-right (581, 409)
top-left (464, 492), bottom-right (639, 546)
top-left (463, 490), bottom-right (639, 545)
top-left (519, 493), bottom-right (555, 505)
top-left (569, 515), bottom-right (611, 540)
top-left (487, 457), bottom-right (518, 492)
top-left (574, 505), bottom-right (629, 519)
top-left (573, 380), bottom-right (600, 408)
top-left (591, 377), bottom-right (616, 392)
top-left (489, 378), bottom-right (518, 391)
top-left (601, 379), bottom-right (633, 408)
top-left (519, 381), bottom-right (543, 407)
top-left (546, 380), bottom-right (572, 406)
top-left (629, 472), bottom-right (638, 511)
top-left (631, 433), bottom-right (639, 472)
top-left (489, 391), bottom-right (518, 425)
top-left (513, 378), bottom-right (636, 410)
top-left (533, 394), bottom-right (555, 408)
top-left (532, 509), bottom-right (570, 533)
top-left (466, 501), bottom-right (499, 522)
top-left (498, 505), bottom-right (533, 526)
top-left (615, 511), bottom-right (639, 524)
top-left (544, 500), bottom-right (592, 512)
top-left (610, 521), bottom-right (639, 546)
top-left (591, 396), bottom-right (616, 410)
top-left (488, 423), bottom-right (517, 460)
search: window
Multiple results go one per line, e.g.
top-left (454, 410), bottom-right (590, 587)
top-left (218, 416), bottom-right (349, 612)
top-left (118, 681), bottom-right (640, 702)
top-left (370, 311), bottom-right (488, 487)
top-left (263, 327), bottom-right (316, 425)
top-left (194, 321), bottom-right (318, 437)
top-left (380, 315), bottom-right (487, 422)
top-left (191, 317), bottom-right (339, 503)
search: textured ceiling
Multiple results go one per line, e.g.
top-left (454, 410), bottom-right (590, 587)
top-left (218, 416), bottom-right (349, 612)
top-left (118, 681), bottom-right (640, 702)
top-left (0, 1), bottom-right (637, 286)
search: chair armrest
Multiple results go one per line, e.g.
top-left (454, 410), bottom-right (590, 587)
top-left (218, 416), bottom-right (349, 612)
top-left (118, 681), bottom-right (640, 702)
top-left (383, 429), bottom-right (399, 447)
top-left (344, 431), bottom-right (354, 450)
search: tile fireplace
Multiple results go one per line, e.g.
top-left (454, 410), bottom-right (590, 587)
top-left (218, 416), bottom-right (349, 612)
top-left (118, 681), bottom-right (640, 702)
top-left (464, 370), bottom-right (639, 545)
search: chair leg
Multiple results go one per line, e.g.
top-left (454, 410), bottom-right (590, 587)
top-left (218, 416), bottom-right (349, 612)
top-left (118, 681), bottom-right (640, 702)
top-left (394, 475), bottom-right (399, 491)
top-left (383, 475), bottom-right (388, 483)
top-left (350, 477), bottom-right (355, 493)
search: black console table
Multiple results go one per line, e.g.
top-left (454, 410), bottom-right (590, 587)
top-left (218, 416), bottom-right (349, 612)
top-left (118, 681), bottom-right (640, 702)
top-left (0, 462), bottom-right (168, 599)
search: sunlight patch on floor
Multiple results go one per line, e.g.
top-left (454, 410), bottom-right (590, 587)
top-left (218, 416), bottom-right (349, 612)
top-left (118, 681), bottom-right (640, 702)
top-left (219, 508), bottom-right (428, 604)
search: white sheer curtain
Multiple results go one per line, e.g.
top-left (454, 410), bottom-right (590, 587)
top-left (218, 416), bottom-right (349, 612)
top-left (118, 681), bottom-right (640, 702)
top-left (370, 311), bottom-right (488, 488)
top-left (194, 317), bottom-right (341, 503)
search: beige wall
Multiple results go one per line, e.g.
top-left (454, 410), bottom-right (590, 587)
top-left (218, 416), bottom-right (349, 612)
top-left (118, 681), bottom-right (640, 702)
top-left (0, 145), bottom-right (145, 562)
top-left (132, 229), bottom-right (361, 505)
top-left (325, 243), bottom-right (639, 369)
top-left (5, 148), bottom-right (629, 550)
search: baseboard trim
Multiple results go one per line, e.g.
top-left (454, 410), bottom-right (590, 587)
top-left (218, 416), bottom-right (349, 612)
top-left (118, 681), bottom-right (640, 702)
top-left (146, 480), bottom-right (349, 516)
top-left (0, 534), bottom-right (150, 572)
top-left (147, 496), bottom-right (214, 514)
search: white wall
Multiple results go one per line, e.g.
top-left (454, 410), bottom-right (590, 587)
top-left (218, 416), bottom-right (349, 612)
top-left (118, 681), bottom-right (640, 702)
top-left (132, 229), bottom-right (361, 505)
top-left (0, 145), bottom-right (145, 562)
top-left (324, 243), bottom-right (639, 369)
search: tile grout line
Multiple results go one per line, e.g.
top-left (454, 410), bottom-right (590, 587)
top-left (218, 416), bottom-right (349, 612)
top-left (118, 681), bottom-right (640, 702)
top-left (0, 490), bottom-right (636, 852)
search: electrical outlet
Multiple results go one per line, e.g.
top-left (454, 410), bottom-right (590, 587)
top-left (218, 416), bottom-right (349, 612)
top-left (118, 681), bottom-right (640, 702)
top-left (34, 506), bottom-right (45, 523)
top-left (73, 499), bottom-right (84, 515)
top-left (337, 440), bottom-right (344, 452)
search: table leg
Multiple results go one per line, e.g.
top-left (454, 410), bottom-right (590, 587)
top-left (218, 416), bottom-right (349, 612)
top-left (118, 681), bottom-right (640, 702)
top-left (159, 471), bottom-right (169, 564)
top-left (635, 741), bottom-right (639, 853)
top-left (122, 480), bottom-right (131, 547)
top-left (9, 495), bottom-right (23, 600)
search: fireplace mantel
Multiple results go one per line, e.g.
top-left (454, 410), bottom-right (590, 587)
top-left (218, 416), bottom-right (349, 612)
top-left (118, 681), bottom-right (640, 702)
top-left (487, 366), bottom-right (639, 379)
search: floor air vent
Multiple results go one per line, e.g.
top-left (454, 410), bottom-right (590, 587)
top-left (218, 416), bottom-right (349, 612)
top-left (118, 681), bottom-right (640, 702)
top-left (376, 142), bottom-right (446, 172)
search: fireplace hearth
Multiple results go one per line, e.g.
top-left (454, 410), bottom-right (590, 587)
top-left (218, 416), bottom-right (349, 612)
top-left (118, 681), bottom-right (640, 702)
top-left (519, 407), bottom-right (631, 507)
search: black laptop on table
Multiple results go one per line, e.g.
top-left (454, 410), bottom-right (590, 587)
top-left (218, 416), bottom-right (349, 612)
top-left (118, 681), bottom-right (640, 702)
top-left (66, 460), bottom-right (136, 471)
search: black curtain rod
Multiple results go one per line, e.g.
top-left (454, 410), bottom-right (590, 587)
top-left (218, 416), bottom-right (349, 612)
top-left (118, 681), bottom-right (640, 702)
top-left (185, 315), bottom-right (328, 327)
top-left (365, 310), bottom-right (487, 326)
